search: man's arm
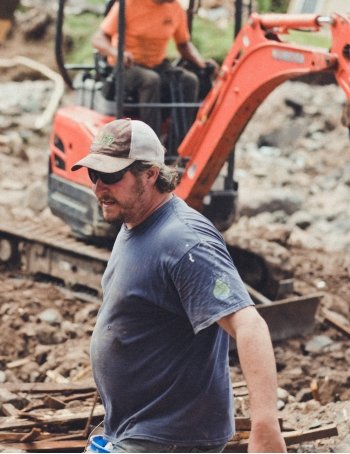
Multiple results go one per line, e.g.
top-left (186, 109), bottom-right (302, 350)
top-left (177, 41), bottom-right (219, 77)
top-left (176, 41), bottom-right (206, 68)
top-left (92, 29), bottom-right (117, 59)
top-left (92, 29), bottom-right (133, 67)
top-left (217, 306), bottom-right (287, 453)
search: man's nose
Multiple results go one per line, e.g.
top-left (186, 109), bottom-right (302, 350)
top-left (93, 178), bottom-right (109, 193)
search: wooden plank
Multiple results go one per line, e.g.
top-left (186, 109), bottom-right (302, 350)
top-left (231, 431), bottom-right (250, 442)
top-left (232, 380), bottom-right (247, 389)
top-left (4, 439), bottom-right (87, 452)
top-left (40, 432), bottom-right (85, 442)
top-left (0, 418), bottom-right (36, 431)
top-left (0, 432), bottom-right (85, 443)
top-left (234, 418), bottom-right (251, 431)
top-left (63, 391), bottom-right (97, 403)
top-left (1, 404), bottom-right (18, 417)
top-left (224, 423), bottom-right (338, 452)
top-left (0, 404), bottom-right (104, 431)
top-left (0, 381), bottom-right (96, 394)
top-left (19, 404), bottom-right (104, 426)
top-left (0, 432), bottom-right (38, 442)
top-left (43, 395), bottom-right (66, 410)
top-left (322, 308), bottom-right (350, 336)
top-left (20, 428), bottom-right (42, 442)
top-left (283, 423), bottom-right (338, 445)
top-left (234, 388), bottom-right (249, 397)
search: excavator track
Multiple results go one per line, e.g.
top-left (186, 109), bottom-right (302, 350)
top-left (0, 219), bottom-right (109, 296)
top-left (0, 219), bottom-right (322, 341)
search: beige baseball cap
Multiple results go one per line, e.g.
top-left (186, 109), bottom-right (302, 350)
top-left (71, 118), bottom-right (165, 173)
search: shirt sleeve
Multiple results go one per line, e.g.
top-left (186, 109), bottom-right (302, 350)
top-left (101, 2), bottom-right (119, 37)
top-left (173, 2), bottom-right (190, 44)
top-left (170, 241), bottom-right (255, 334)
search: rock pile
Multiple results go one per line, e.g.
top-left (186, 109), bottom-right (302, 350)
top-left (234, 80), bottom-right (350, 252)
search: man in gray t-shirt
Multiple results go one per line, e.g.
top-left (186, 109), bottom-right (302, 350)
top-left (72, 118), bottom-right (286, 453)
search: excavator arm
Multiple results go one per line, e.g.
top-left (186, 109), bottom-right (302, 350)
top-left (176, 12), bottom-right (350, 211)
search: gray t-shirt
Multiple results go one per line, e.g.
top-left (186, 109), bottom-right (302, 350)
top-left (90, 196), bottom-right (254, 446)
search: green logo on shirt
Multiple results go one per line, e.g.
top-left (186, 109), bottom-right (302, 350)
top-left (213, 279), bottom-right (230, 300)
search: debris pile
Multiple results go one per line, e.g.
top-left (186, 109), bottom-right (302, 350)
top-left (0, 275), bottom-right (349, 452)
top-left (0, 379), bottom-right (339, 453)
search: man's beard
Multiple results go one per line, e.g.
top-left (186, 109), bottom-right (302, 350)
top-left (97, 177), bottom-right (146, 224)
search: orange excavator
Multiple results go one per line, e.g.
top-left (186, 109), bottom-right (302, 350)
top-left (48, 0), bottom-right (350, 299)
top-left (0, 0), bottom-right (19, 43)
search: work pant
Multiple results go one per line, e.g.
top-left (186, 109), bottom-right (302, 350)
top-left (124, 59), bottom-right (199, 136)
top-left (85, 424), bottom-right (226, 453)
top-left (106, 438), bottom-right (226, 452)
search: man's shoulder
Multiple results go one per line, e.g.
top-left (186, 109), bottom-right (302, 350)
top-left (166, 196), bottom-right (210, 225)
top-left (160, 197), bottom-right (224, 246)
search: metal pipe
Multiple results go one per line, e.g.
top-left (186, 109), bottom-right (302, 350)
top-left (115, 0), bottom-right (125, 119)
top-left (234, 0), bottom-right (243, 37)
top-left (187, 0), bottom-right (197, 36)
top-left (316, 15), bottom-right (334, 26)
top-left (225, 0), bottom-right (245, 192)
top-left (55, 0), bottom-right (73, 88)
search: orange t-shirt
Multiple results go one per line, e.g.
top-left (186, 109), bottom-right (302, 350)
top-left (101, 0), bottom-right (190, 68)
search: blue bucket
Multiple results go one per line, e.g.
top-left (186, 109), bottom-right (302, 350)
top-left (87, 435), bottom-right (110, 453)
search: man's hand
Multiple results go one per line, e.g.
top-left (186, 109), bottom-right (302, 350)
top-left (248, 420), bottom-right (286, 453)
top-left (205, 58), bottom-right (220, 78)
top-left (123, 50), bottom-right (134, 68)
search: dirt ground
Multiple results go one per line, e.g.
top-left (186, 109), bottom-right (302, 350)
top-left (1, 3), bottom-right (350, 452)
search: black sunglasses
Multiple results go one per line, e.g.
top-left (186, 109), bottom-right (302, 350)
top-left (88, 164), bottom-right (133, 185)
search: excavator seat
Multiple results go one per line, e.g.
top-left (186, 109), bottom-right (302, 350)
top-left (74, 54), bottom-right (214, 154)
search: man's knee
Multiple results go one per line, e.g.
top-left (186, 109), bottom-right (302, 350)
top-left (142, 70), bottom-right (161, 89)
top-left (183, 70), bottom-right (198, 87)
top-left (180, 69), bottom-right (199, 101)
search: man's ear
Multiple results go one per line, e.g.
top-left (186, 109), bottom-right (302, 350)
top-left (146, 166), bottom-right (160, 182)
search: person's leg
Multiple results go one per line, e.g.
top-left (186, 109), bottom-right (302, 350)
top-left (107, 438), bottom-right (226, 453)
top-left (183, 444), bottom-right (226, 453)
top-left (177, 67), bottom-right (199, 128)
top-left (125, 65), bottom-right (161, 134)
top-left (158, 63), bottom-right (199, 131)
top-left (107, 438), bottom-right (176, 452)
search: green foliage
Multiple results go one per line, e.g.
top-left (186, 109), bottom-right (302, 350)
top-left (168, 16), bottom-right (234, 64)
top-left (85, 0), bottom-right (106, 5)
top-left (256, 0), bottom-right (270, 13)
top-left (64, 13), bottom-right (101, 64)
top-left (285, 30), bottom-right (331, 49)
top-left (256, 0), bottom-right (289, 13)
top-left (192, 17), bottom-right (234, 63)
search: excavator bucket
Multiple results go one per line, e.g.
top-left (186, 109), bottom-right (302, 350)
top-left (247, 285), bottom-right (322, 341)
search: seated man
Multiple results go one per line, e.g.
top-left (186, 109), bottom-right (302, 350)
top-left (92, 0), bottom-right (216, 136)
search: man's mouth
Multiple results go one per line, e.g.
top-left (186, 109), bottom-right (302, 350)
top-left (98, 197), bottom-right (117, 207)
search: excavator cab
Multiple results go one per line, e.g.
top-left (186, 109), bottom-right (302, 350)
top-left (49, 0), bottom-right (241, 242)
top-left (72, 0), bottom-right (216, 155)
